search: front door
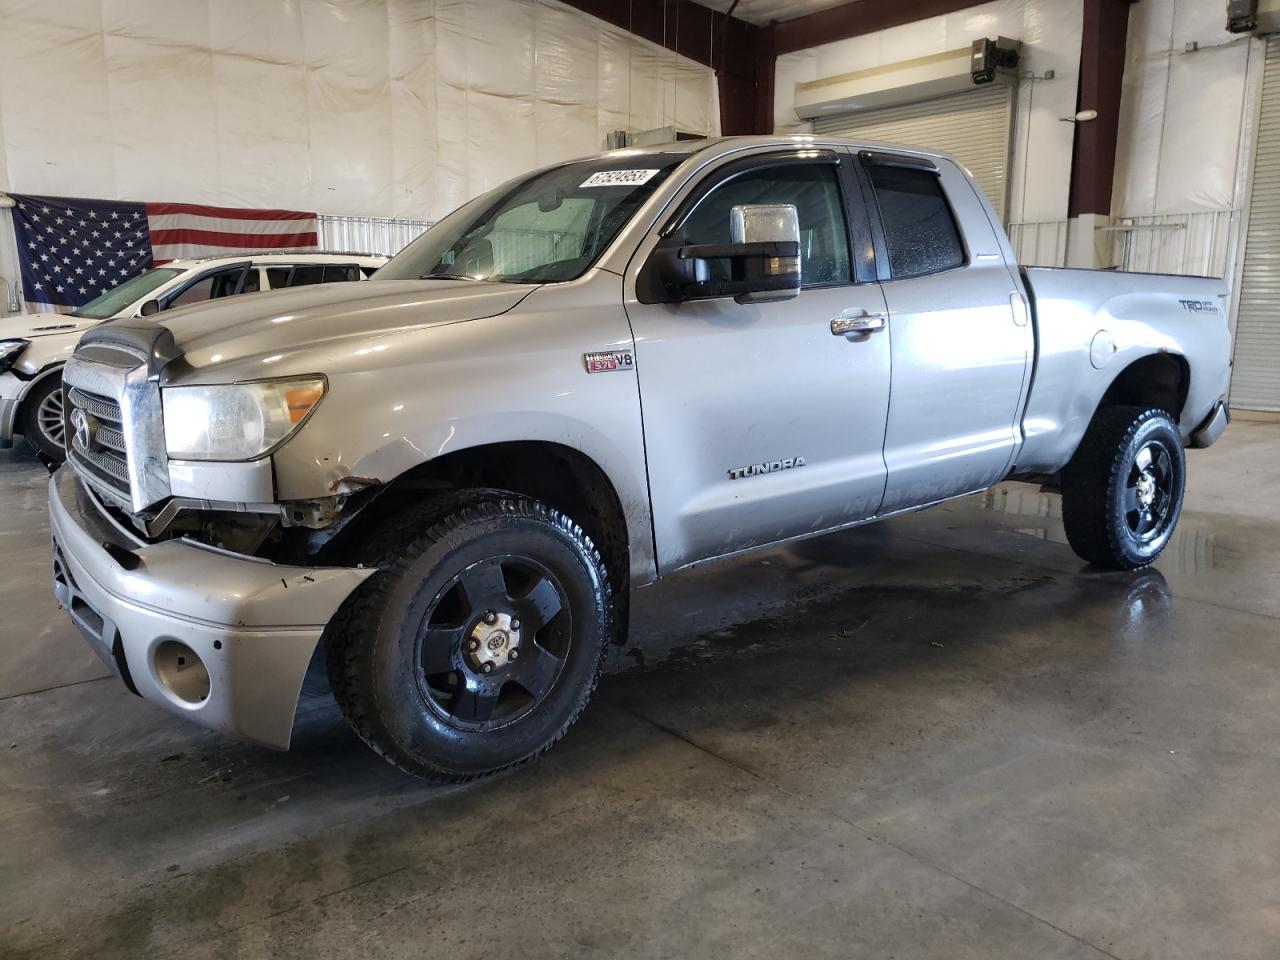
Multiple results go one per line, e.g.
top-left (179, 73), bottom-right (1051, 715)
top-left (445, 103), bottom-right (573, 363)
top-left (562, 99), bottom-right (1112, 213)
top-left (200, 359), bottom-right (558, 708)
top-left (624, 152), bottom-right (892, 571)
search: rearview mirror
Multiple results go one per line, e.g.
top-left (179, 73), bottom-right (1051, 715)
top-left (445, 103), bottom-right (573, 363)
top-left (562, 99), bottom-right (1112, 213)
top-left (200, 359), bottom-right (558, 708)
top-left (648, 203), bottom-right (801, 305)
top-left (139, 298), bottom-right (160, 317)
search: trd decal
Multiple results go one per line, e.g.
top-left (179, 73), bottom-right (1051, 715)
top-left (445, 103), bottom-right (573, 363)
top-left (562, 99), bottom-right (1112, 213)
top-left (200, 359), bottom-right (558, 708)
top-left (1179, 299), bottom-right (1221, 315)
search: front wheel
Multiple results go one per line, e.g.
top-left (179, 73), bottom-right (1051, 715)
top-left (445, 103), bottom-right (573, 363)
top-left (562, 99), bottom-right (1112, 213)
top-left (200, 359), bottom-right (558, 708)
top-left (1060, 406), bottom-right (1186, 569)
top-left (21, 374), bottom-right (66, 462)
top-left (326, 490), bottom-right (613, 781)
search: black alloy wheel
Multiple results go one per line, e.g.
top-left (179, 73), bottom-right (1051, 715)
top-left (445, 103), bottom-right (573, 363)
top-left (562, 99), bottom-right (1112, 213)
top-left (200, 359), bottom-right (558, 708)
top-left (327, 490), bottom-right (612, 781)
top-left (1061, 406), bottom-right (1187, 569)
top-left (415, 554), bottom-right (571, 731)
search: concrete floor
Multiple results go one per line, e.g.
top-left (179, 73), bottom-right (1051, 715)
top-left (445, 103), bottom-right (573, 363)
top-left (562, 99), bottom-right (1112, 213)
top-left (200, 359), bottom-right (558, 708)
top-left (2, 423), bottom-right (1279, 960)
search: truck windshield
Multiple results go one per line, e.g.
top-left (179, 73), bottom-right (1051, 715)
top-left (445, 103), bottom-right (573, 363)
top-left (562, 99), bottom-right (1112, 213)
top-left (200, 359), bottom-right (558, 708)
top-left (72, 268), bottom-right (182, 319)
top-left (375, 154), bottom-right (686, 285)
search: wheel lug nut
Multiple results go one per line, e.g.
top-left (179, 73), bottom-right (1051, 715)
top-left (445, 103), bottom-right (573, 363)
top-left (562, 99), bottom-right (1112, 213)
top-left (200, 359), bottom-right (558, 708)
top-left (484, 611), bottom-right (497, 624)
top-left (511, 618), bottom-right (520, 630)
top-left (467, 640), bottom-right (479, 652)
top-left (509, 649), bottom-right (519, 660)
top-left (482, 662), bottom-right (493, 673)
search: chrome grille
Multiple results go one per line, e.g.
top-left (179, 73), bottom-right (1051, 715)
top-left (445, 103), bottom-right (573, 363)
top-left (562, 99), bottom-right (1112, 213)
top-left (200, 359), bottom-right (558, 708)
top-left (94, 424), bottom-right (126, 453)
top-left (67, 388), bottom-right (122, 421)
top-left (66, 386), bottom-right (131, 499)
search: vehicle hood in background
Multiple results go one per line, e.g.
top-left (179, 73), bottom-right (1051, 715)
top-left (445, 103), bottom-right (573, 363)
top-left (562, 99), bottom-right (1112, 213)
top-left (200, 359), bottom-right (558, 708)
top-left (0, 314), bottom-right (98, 340)
top-left (158, 279), bottom-right (537, 373)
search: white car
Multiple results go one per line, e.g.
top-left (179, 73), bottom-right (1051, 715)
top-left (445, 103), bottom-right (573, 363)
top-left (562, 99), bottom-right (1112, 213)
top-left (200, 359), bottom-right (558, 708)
top-left (0, 251), bottom-right (387, 459)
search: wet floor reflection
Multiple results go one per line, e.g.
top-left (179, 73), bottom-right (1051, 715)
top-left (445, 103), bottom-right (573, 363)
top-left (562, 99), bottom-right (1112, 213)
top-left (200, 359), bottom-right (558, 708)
top-left (977, 484), bottom-right (1218, 573)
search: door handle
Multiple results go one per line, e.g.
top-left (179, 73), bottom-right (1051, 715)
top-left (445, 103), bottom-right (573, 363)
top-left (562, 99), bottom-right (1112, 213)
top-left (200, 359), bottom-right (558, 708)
top-left (830, 312), bottom-right (887, 337)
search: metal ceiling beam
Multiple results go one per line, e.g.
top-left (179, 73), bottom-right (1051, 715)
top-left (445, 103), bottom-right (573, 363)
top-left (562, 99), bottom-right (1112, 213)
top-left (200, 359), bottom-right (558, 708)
top-left (772, 0), bottom-right (991, 56)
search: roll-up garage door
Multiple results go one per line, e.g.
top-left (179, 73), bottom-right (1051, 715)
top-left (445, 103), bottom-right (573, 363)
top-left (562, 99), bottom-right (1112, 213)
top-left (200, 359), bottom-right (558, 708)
top-left (1233, 37), bottom-right (1280, 411)
top-left (812, 85), bottom-right (1015, 221)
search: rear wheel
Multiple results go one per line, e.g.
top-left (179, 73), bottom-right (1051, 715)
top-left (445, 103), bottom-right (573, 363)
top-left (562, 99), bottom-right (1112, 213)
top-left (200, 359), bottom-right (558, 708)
top-left (21, 374), bottom-right (66, 462)
top-left (1061, 406), bottom-right (1185, 569)
top-left (326, 490), bottom-right (613, 781)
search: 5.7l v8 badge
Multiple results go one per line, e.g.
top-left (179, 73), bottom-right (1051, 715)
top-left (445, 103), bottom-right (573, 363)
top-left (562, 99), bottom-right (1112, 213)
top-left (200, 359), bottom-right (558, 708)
top-left (583, 350), bottom-right (634, 373)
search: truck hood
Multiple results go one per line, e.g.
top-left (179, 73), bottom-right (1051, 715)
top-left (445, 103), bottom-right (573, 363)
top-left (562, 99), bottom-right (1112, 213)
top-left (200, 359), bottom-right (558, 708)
top-left (0, 313), bottom-right (98, 340)
top-left (158, 279), bottom-right (537, 373)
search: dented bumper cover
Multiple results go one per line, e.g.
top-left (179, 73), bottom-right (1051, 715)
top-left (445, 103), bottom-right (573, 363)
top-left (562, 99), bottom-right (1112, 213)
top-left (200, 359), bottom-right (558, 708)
top-left (48, 467), bottom-right (373, 748)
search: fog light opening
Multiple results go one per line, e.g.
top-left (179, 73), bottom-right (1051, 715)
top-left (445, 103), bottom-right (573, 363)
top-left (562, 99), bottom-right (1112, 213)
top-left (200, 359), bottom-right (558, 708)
top-left (154, 641), bottom-right (211, 705)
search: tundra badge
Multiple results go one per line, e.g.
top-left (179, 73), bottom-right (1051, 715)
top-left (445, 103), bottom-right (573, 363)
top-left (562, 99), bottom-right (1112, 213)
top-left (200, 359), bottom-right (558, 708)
top-left (728, 457), bottom-right (806, 480)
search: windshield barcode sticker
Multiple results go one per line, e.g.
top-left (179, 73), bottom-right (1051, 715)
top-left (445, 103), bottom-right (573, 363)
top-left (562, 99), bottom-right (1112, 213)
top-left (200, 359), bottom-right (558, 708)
top-left (580, 169), bottom-right (659, 188)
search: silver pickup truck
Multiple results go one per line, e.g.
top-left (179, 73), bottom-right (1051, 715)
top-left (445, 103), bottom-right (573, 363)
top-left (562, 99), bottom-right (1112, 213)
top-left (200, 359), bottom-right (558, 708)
top-left (48, 135), bottom-right (1232, 780)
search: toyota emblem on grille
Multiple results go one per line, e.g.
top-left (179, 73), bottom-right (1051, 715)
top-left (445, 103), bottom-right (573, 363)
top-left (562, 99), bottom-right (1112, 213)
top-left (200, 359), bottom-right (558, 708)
top-left (70, 408), bottom-right (91, 450)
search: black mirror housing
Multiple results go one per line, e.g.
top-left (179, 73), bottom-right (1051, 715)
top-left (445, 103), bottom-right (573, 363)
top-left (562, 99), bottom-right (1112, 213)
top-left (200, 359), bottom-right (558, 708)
top-left (637, 202), bottom-right (802, 305)
top-left (677, 241), bottom-right (800, 302)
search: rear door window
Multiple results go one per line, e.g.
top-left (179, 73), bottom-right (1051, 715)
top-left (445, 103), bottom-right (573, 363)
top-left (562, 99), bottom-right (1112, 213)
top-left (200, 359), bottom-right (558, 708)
top-left (322, 264), bottom-right (360, 283)
top-left (867, 166), bottom-right (965, 278)
top-left (288, 265), bottom-right (324, 286)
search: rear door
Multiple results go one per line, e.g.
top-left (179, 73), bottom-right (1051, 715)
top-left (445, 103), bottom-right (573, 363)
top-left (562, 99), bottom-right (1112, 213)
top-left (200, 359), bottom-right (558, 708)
top-left (624, 149), bottom-right (892, 570)
top-left (860, 151), bottom-right (1031, 513)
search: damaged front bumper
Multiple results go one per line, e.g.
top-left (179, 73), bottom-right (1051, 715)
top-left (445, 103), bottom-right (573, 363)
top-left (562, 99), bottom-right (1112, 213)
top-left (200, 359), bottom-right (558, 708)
top-left (48, 467), bottom-right (374, 748)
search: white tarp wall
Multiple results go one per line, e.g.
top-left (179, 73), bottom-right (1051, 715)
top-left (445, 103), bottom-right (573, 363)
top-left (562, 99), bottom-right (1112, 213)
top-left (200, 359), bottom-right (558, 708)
top-left (0, 0), bottom-right (719, 222)
top-left (1113, 0), bottom-right (1252, 217)
top-left (771, 0), bottom-right (1084, 227)
top-left (1110, 0), bottom-right (1254, 282)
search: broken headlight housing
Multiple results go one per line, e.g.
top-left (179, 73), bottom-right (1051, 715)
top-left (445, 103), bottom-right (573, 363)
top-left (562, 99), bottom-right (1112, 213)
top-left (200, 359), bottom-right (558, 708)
top-left (0, 339), bottom-right (29, 374)
top-left (162, 376), bottom-right (326, 461)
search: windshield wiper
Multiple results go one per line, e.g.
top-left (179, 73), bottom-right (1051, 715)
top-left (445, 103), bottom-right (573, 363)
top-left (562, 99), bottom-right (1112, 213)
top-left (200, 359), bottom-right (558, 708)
top-left (420, 272), bottom-right (480, 281)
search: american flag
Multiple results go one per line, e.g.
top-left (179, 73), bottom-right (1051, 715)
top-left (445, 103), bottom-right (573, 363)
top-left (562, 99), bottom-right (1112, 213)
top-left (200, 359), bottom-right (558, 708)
top-left (10, 193), bottom-right (319, 313)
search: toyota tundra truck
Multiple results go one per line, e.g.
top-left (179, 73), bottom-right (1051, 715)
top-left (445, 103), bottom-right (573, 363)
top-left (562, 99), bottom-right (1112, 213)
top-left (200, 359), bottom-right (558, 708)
top-left (47, 136), bottom-right (1233, 780)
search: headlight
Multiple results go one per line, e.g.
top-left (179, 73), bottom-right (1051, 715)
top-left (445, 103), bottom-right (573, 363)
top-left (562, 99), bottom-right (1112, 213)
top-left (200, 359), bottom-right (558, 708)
top-left (0, 339), bottom-right (29, 374)
top-left (162, 377), bottom-right (326, 461)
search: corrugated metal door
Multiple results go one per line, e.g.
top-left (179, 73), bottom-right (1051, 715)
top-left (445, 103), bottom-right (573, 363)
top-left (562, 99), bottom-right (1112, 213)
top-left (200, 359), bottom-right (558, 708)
top-left (1233, 37), bottom-right (1280, 411)
top-left (812, 85), bottom-right (1015, 221)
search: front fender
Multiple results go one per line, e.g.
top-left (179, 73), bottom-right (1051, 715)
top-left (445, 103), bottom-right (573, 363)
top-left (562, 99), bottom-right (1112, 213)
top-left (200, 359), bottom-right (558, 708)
top-left (268, 273), bottom-right (656, 582)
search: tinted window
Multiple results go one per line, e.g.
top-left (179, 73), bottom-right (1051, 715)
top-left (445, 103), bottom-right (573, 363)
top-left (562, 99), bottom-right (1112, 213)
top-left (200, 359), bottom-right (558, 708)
top-left (167, 266), bottom-right (245, 308)
top-left (323, 264), bottom-right (360, 283)
top-left (266, 267), bottom-right (291, 289)
top-left (289, 265), bottom-right (324, 286)
top-left (681, 163), bottom-right (850, 287)
top-left (868, 166), bottom-right (964, 278)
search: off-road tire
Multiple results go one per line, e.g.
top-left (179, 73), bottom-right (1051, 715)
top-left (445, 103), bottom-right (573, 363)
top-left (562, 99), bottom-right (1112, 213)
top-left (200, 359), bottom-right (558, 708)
top-left (1061, 406), bottom-right (1186, 570)
top-left (21, 375), bottom-right (66, 462)
top-left (325, 489), bottom-right (613, 781)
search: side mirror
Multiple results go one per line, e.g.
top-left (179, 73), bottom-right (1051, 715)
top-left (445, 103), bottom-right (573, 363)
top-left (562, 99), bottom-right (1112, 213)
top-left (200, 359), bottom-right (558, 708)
top-left (139, 298), bottom-right (160, 317)
top-left (648, 203), bottom-right (801, 305)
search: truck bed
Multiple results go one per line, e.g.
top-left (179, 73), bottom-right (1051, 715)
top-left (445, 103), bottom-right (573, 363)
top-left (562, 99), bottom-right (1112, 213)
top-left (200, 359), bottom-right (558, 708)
top-left (1014, 267), bottom-right (1232, 476)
